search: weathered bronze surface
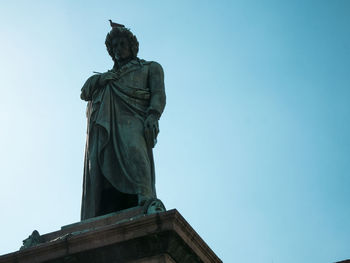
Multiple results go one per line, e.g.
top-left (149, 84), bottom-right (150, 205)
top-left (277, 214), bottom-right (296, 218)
top-left (20, 230), bottom-right (44, 250)
top-left (80, 21), bottom-right (166, 220)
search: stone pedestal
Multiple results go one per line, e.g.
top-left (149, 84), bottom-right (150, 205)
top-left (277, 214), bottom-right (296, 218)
top-left (0, 209), bottom-right (222, 263)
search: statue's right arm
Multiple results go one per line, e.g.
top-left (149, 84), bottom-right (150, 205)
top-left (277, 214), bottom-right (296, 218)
top-left (80, 74), bottom-right (101, 101)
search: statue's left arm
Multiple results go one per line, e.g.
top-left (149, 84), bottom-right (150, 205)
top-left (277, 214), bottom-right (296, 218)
top-left (147, 62), bottom-right (166, 119)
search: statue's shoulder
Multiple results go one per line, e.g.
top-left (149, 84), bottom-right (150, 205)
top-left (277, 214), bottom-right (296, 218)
top-left (83, 73), bottom-right (101, 87)
top-left (138, 60), bottom-right (164, 77)
top-left (139, 59), bottom-right (152, 65)
top-left (139, 59), bottom-right (163, 69)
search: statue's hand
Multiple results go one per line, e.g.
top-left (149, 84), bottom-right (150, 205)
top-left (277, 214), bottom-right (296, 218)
top-left (98, 72), bottom-right (116, 87)
top-left (144, 114), bottom-right (159, 148)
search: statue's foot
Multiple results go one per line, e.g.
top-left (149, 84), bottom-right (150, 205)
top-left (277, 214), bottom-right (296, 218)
top-left (143, 198), bottom-right (166, 215)
top-left (138, 195), bottom-right (148, 206)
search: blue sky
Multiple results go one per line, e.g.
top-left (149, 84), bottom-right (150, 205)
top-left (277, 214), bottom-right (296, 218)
top-left (0, 1), bottom-right (349, 262)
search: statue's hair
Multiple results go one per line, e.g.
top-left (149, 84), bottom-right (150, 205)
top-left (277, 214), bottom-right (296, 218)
top-left (105, 27), bottom-right (139, 62)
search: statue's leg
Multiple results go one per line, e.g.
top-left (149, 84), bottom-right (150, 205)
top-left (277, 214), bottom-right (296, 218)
top-left (98, 177), bottom-right (138, 215)
top-left (85, 127), bottom-right (105, 218)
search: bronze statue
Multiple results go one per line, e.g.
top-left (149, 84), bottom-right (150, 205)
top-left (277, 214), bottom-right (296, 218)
top-left (80, 21), bottom-right (166, 220)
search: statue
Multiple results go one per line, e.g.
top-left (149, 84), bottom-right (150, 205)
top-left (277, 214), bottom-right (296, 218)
top-left (80, 21), bottom-right (166, 220)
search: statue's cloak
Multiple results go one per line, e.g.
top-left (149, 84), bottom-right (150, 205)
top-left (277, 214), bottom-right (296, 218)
top-left (80, 59), bottom-right (165, 220)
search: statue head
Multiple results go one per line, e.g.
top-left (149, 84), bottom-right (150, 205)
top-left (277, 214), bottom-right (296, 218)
top-left (105, 22), bottom-right (139, 65)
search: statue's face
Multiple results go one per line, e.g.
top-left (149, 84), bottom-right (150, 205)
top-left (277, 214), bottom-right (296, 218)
top-left (112, 37), bottom-right (132, 61)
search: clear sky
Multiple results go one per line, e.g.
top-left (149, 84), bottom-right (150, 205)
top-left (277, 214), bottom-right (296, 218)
top-left (0, 1), bottom-right (349, 262)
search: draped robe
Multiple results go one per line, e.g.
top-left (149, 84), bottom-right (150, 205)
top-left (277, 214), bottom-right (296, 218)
top-left (80, 59), bottom-right (166, 220)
